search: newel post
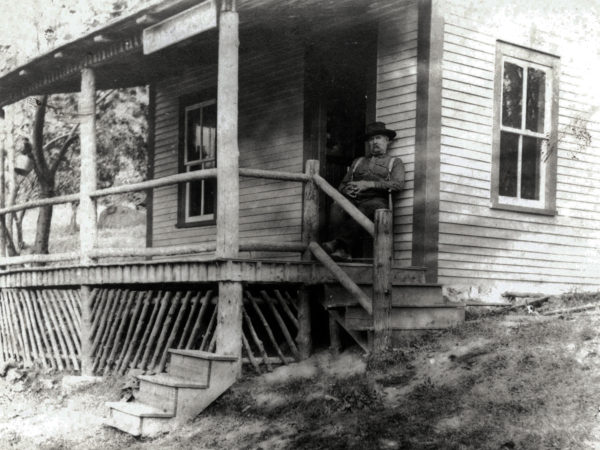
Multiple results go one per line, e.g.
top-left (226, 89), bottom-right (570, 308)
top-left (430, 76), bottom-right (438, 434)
top-left (79, 67), bottom-right (98, 375)
top-left (214, 0), bottom-right (242, 373)
top-left (298, 159), bottom-right (320, 358)
top-left (373, 209), bottom-right (393, 351)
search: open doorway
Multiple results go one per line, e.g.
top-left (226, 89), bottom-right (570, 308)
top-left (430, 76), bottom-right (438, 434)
top-left (304, 26), bottom-right (378, 253)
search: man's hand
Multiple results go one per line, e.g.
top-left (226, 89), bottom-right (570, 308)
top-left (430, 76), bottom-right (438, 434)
top-left (343, 181), bottom-right (371, 198)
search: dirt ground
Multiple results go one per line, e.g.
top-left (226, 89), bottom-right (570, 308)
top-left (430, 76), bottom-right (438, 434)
top-left (2, 292), bottom-right (600, 449)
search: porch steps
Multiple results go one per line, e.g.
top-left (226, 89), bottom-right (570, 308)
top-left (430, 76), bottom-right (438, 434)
top-left (105, 350), bottom-right (238, 437)
top-left (323, 267), bottom-right (464, 347)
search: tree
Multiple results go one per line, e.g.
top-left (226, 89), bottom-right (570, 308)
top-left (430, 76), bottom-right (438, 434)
top-left (0, 0), bottom-right (152, 256)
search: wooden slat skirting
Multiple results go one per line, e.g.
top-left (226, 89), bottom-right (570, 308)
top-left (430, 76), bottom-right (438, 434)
top-left (0, 284), bottom-right (301, 375)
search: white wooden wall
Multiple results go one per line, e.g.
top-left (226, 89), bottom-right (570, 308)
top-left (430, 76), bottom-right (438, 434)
top-left (438, 0), bottom-right (600, 294)
top-left (376, 0), bottom-right (419, 265)
top-left (152, 39), bottom-right (304, 256)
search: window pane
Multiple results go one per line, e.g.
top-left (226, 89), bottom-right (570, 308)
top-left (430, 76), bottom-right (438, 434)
top-left (502, 62), bottom-right (523, 128)
top-left (202, 102), bottom-right (217, 161)
top-left (187, 165), bottom-right (203, 217)
top-left (526, 68), bottom-right (546, 133)
top-left (203, 178), bottom-right (216, 215)
top-left (521, 136), bottom-right (542, 200)
top-left (499, 131), bottom-right (519, 197)
top-left (186, 108), bottom-right (201, 162)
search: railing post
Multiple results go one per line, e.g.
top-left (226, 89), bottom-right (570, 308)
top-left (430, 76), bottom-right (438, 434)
top-left (79, 67), bottom-right (98, 264)
top-left (79, 67), bottom-right (97, 375)
top-left (373, 209), bottom-right (393, 352)
top-left (298, 159), bottom-right (319, 359)
top-left (214, 0), bottom-right (242, 375)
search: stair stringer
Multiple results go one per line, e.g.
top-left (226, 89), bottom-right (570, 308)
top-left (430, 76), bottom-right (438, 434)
top-left (105, 350), bottom-right (239, 437)
top-left (173, 357), bottom-right (238, 420)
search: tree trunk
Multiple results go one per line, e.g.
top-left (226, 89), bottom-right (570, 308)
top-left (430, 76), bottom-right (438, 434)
top-left (67, 201), bottom-right (79, 234)
top-left (15, 210), bottom-right (25, 250)
top-left (33, 185), bottom-right (53, 255)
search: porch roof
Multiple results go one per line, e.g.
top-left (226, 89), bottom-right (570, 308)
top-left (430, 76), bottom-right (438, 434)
top-left (0, 0), bottom-right (393, 108)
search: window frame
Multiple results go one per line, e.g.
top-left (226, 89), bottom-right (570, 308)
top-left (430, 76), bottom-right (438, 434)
top-left (177, 89), bottom-right (217, 228)
top-left (491, 41), bottom-right (560, 216)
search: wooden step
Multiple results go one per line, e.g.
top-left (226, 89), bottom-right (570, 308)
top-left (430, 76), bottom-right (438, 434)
top-left (324, 284), bottom-right (446, 308)
top-left (344, 305), bottom-right (465, 330)
top-left (335, 264), bottom-right (427, 285)
top-left (135, 374), bottom-right (208, 412)
top-left (167, 349), bottom-right (237, 381)
top-left (105, 401), bottom-right (174, 437)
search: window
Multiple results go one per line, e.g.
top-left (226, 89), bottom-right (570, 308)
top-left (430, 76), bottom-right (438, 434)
top-left (492, 42), bottom-right (559, 215)
top-left (178, 92), bottom-right (217, 226)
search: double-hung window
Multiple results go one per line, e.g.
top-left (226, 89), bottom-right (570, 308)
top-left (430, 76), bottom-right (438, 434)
top-left (178, 92), bottom-right (217, 226)
top-left (492, 41), bottom-right (559, 215)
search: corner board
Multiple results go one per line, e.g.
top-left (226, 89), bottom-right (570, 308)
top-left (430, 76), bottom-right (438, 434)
top-left (0, 258), bottom-right (426, 288)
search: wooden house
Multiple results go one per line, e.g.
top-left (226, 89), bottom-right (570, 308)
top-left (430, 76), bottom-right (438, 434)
top-left (0, 0), bottom-right (598, 435)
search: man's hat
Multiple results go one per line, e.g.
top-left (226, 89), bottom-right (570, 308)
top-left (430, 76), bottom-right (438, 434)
top-left (364, 121), bottom-right (396, 141)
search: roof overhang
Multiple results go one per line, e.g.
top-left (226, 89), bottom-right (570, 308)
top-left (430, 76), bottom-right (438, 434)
top-left (0, 0), bottom-right (396, 108)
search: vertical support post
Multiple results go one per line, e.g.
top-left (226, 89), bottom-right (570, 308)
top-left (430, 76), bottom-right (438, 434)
top-left (0, 113), bottom-right (5, 257)
top-left (6, 126), bottom-right (15, 246)
top-left (373, 209), bottom-right (393, 351)
top-left (298, 159), bottom-right (320, 359)
top-left (215, 0), bottom-right (242, 375)
top-left (79, 67), bottom-right (97, 375)
top-left (80, 285), bottom-right (94, 375)
top-left (79, 67), bottom-right (97, 264)
top-left (215, 0), bottom-right (239, 259)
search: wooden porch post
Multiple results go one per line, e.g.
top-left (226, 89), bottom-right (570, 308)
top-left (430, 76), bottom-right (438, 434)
top-left (373, 209), bottom-right (393, 351)
top-left (214, 0), bottom-right (242, 371)
top-left (298, 159), bottom-right (319, 359)
top-left (0, 115), bottom-right (5, 257)
top-left (79, 67), bottom-right (98, 375)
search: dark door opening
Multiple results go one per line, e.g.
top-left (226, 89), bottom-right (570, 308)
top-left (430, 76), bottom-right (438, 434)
top-left (304, 26), bottom-right (378, 254)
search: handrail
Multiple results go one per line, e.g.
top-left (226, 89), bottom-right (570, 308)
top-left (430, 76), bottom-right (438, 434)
top-left (312, 174), bottom-right (375, 237)
top-left (89, 240), bottom-right (306, 259)
top-left (89, 242), bottom-right (217, 258)
top-left (0, 194), bottom-right (80, 216)
top-left (239, 240), bottom-right (306, 253)
top-left (309, 242), bottom-right (373, 315)
top-left (0, 166), bottom-right (308, 215)
top-left (0, 251), bottom-right (79, 266)
top-left (239, 168), bottom-right (311, 183)
top-left (0, 166), bottom-right (309, 264)
top-left (91, 168), bottom-right (218, 198)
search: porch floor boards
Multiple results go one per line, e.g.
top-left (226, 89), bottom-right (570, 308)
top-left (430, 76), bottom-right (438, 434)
top-left (0, 258), bottom-right (427, 288)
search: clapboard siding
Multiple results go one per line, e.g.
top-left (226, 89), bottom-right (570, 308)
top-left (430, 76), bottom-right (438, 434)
top-left (437, 0), bottom-right (600, 292)
top-left (377, 0), bottom-right (418, 264)
top-left (151, 37), bottom-right (304, 256)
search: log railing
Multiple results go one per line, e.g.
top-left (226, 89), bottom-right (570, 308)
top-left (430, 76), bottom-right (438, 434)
top-left (0, 167), bottom-right (308, 266)
top-left (307, 167), bottom-right (393, 348)
top-left (0, 159), bottom-right (392, 348)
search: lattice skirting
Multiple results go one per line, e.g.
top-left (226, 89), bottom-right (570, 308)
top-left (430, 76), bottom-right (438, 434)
top-left (0, 288), bottom-right (81, 371)
top-left (0, 285), bottom-right (301, 375)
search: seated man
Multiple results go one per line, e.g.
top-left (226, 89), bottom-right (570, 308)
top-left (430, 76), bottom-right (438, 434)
top-left (323, 121), bottom-right (405, 261)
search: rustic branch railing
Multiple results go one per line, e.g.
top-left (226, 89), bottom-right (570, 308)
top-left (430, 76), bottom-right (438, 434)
top-left (312, 174), bottom-right (375, 237)
top-left (0, 252), bottom-right (80, 267)
top-left (0, 166), bottom-right (310, 265)
top-left (89, 168), bottom-right (219, 198)
top-left (308, 242), bottom-right (373, 314)
top-left (0, 193), bottom-right (80, 216)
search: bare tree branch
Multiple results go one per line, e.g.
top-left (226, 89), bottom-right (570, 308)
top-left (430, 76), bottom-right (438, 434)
top-left (49, 127), bottom-right (79, 175)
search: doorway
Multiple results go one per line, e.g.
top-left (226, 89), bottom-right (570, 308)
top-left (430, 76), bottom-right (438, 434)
top-left (304, 26), bottom-right (378, 251)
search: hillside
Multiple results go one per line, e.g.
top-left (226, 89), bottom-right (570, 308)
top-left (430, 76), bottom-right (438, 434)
top-left (0, 293), bottom-right (599, 449)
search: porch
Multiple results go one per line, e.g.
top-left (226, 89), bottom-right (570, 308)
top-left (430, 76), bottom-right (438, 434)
top-left (0, 0), bottom-right (464, 380)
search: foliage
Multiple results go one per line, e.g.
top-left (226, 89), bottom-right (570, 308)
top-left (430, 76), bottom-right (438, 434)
top-left (0, 0), bottom-right (152, 253)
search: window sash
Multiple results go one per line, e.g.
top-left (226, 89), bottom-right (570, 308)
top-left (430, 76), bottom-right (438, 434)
top-left (497, 54), bottom-right (552, 208)
top-left (183, 99), bottom-right (217, 223)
